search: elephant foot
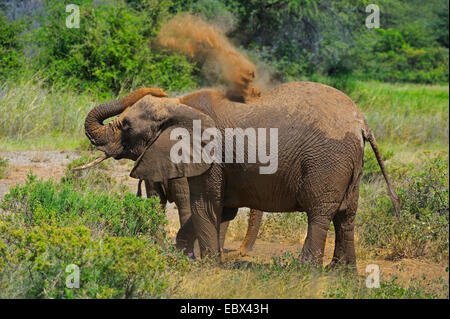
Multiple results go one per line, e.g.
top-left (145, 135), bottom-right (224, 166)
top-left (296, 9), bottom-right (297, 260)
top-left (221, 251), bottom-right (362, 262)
top-left (177, 245), bottom-right (194, 256)
top-left (239, 246), bottom-right (250, 257)
top-left (175, 237), bottom-right (195, 258)
top-left (239, 243), bottom-right (255, 256)
top-left (299, 248), bottom-right (324, 268)
top-left (187, 252), bottom-right (196, 260)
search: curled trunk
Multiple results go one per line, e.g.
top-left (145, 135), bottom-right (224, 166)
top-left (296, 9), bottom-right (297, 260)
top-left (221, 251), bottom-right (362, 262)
top-left (84, 88), bottom-right (167, 146)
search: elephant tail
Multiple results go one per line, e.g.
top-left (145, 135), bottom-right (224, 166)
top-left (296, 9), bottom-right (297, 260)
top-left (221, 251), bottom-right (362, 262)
top-left (363, 123), bottom-right (401, 218)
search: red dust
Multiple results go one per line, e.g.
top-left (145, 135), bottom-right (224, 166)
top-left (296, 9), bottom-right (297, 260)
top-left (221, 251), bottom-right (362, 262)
top-left (158, 13), bottom-right (260, 101)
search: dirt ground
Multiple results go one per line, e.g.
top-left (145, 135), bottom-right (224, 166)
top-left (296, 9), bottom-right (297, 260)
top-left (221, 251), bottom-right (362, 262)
top-left (1, 150), bottom-right (448, 287)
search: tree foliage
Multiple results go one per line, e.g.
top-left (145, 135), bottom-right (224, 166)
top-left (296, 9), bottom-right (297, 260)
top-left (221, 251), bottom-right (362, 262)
top-left (0, 13), bottom-right (24, 80)
top-left (0, 0), bottom-right (448, 92)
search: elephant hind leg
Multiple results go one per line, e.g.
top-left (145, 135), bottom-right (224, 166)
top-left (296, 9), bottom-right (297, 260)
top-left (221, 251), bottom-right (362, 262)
top-left (327, 209), bottom-right (357, 271)
top-left (239, 209), bottom-right (263, 256)
top-left (327, 178), bottom-right (361, 271)
top-left (300, 202), bottom-right (339, 267)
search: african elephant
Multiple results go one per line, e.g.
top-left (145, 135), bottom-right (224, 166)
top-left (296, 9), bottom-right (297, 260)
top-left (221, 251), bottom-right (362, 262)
top-left (78, 87), bottom-right (263, 256)
top-left (82, 82), bottom-right (400, 269)
top-left (136, 178), bottom-right (263, 257)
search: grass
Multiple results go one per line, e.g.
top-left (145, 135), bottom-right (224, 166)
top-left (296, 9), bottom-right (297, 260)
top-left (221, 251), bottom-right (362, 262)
top-left (228, 212), bottom-right (309, 245)
top-left (0, 74), bottom-right (104, 151)
top-left (0, 74), bottom-right (448, 151)
top-left (351, 81), bottom-right (449, 147)
top-left (165, 251), bottom-right (448, 299)
top-left (0, 135), bottom-right (86, 152)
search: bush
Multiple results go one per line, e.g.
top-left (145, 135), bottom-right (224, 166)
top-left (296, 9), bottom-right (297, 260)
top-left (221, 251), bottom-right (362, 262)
top-left (399, 151), bottom-right (449, 217)
top-left (357, 29), bottom-right (449, 83)
top-left (0, 168), bottom-right (191, 298)
top-left (32, 0), bottom-right (198, 94)
top-left (0, 222), bottom-right (188, 298)
top-left (0, 13), bottom-right (24, 80)
top-left (1, 174), bottom-right (167, 239)
top-left (357, 152), bottom-right (449, 262)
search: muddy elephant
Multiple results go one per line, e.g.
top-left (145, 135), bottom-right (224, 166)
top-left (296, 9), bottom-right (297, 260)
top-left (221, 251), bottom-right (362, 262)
top-left (136, 178), bottom-right (263, 257)
top-left (77, 87), bottom-right (263, 257)
top-left (82, 83), bottom-right (400, 269)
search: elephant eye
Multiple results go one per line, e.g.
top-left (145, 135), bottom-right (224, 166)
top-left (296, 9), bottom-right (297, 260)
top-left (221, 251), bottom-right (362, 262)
top-left (122, 118), bottom-right (131, 131)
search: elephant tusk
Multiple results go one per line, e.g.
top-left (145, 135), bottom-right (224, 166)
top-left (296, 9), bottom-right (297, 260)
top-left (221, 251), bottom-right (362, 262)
top-left (71, 154), bottom-right (110, 171)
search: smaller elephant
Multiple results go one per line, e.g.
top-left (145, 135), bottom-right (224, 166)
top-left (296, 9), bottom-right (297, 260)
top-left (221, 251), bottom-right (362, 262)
top-left (136, 178), bottom-right (263, 257)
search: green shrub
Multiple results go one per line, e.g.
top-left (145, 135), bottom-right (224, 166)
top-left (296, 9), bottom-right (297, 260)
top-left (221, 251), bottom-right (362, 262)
top-left (1, 174), bottom-right (167, 239)
top-left (357, 29), bottom-right (449, 84)
top-left (357, 152), bottom-right (449, 262)
top-left (0, 170), bottom-right (190, 298)
top-left (398, 151), bottom-right (449, 217)
top-left (373, 28), bottom-right (406, 53)
top-left (0, 222), bottom-right (189, 298)
top-left (0, 13), bottom-right (24, 80)
top-left (33, 0), bottom-right (198, 94)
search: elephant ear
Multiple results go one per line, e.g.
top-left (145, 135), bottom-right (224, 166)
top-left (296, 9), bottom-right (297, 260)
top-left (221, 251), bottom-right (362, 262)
top-left (129, 100), bottom-right (217, 183)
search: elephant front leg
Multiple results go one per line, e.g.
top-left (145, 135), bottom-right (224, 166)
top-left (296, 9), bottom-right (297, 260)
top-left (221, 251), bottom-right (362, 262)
top-left (170, 178), bottom-right (195, 255)
top-left (191, 205), bottom-right (221, 259)
top-left (187, 167), bottom-right (225, 260)
top-left (176, 217), bottom-right (196, 258)
top-left (189, 190), bottom-right (223, 259)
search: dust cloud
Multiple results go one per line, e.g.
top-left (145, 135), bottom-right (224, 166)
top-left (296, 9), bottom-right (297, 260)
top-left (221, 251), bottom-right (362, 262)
top-left (157, 13), bottom-right (261, 101)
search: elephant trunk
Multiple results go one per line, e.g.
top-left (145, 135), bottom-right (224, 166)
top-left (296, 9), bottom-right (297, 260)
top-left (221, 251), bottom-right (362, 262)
top-left (84, 99), bottom-right (123, 146)
top-left (84, 88), bottom-right (167, 147)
